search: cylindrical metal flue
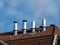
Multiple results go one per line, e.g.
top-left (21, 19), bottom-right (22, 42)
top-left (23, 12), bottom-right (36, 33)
top-left (13, 21), bottom-right (18, 35)
top-left (31, 20), bottom-right (35, 33)
top-left (22, 20), bottom-right (27, 34)
top-left (42, 18), bottom-right (46, 32)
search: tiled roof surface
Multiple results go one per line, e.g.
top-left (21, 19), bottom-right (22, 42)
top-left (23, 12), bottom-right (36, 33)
top-left (0, 24), bottom-right (60, 45)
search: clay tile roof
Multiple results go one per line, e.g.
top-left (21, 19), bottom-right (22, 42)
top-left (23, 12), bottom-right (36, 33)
top-left (0, 25), bottom-right (56, 40)
top-left (0, 25), bottom-right (60, 45)
top-left (0, 40), bottom-right (8, 45)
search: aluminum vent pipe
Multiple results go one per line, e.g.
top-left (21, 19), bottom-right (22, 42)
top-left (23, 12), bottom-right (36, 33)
top-left (22, 20), bottom-right (27, 34)
top-left (42, 18), bottom-right (46, 32)
top-left (13, 21), bottom-right (18, 35)
top-left (31, 20), bottom-right (35, 33)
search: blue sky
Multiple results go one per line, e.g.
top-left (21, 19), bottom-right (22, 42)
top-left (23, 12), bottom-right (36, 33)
top-left (0, 0), bottom-right (60, 32)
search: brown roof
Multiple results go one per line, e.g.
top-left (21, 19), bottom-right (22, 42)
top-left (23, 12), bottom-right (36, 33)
top-left (0, 25), bottom-right (53, 40)
top-left (0, 24), bottom-right (60, 45)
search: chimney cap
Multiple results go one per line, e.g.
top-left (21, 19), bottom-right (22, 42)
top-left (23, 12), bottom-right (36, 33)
top-left (23, 20), bottom-right (27, 22)
top-left (50, 24), bottom-right (55, 26)
top-left (14, 21), bottom-right (18, 23)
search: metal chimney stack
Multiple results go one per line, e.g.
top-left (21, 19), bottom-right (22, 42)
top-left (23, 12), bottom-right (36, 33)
top-left (22, 20), bottom-right (27, 34)
top-left (42, 18), bottom-right (46, 32)
top-left (13, 21), bottom-right (18, 35)
top-left (31, 20), bottom-right (35, 33)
